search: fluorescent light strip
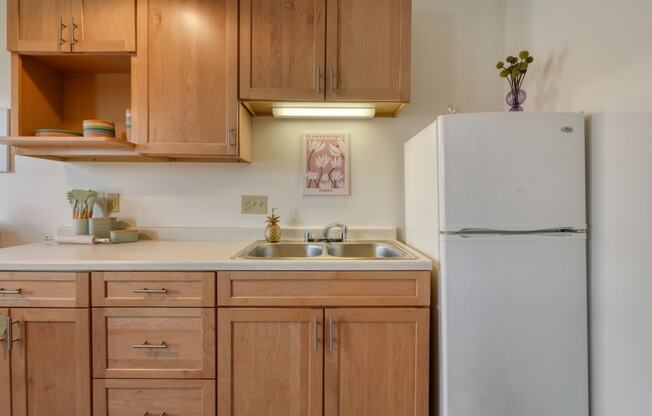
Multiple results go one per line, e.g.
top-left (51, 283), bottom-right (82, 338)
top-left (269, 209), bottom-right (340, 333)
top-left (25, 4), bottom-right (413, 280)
top-left (272, 107), bottom-right (376, 119)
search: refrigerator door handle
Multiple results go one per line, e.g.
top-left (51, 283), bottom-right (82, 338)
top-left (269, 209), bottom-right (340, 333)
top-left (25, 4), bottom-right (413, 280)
top-left (443, 227), bottom-right (587, 237)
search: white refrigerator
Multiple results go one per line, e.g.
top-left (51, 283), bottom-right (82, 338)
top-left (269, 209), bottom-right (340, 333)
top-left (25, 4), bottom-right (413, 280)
top-left (405, 112), bottom-right (589, 416)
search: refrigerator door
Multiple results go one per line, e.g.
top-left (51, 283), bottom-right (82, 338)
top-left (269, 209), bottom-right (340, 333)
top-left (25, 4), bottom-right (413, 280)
top-left (439, 233), bottom-right (588, 416)
top-left (438, 112), bottom-right (586, 232)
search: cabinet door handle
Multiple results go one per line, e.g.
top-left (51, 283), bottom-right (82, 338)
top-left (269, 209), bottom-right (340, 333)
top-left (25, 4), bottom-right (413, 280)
top-left (0, 288), bottom-right (21, 295)
top-left (57, 17), bottom-right (67, 46)
top-left (3, 318), bottom-right (21, 353)
top-left (330, 66), bottom-right (338, 93)
top-left (226, 122), bottom-right (235, 149)
top-left (132, 288), bottom-right (168, 294)
top-left (70, 16), bottom-right (79, 46)
top-left (312, 317), bottom-right (318, 352)
top-left (143, 412), bottom-right (167, 416)
top-left (316, 65), bottom-right (322, 94)
top-left (329, 316), bottom-right (334, 352)
top-left (132, 341), bottom-right (168, 349)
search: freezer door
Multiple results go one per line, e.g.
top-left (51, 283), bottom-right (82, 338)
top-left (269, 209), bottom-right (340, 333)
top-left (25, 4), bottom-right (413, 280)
top-left (439, 234), bottom-right (588, 416)
top-left (438, 112), bottom-right (586, 231)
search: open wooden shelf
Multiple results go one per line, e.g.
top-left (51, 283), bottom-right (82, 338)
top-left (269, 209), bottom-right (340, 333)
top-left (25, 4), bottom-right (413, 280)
top-left (0, 136), bottom-right (134, 149)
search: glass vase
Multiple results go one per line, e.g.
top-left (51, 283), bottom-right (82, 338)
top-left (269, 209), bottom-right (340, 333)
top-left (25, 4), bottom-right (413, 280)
top-left (506, 89), bottom-right (527, 112)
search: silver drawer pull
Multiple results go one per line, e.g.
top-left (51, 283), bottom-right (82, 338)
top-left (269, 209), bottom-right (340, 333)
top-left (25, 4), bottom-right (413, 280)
top-left (0, 288), bottom-right (21, 295)
top-left (132, 341), bottom-right (168, 349)
top-left (133, 288), bottom-right (168, 294)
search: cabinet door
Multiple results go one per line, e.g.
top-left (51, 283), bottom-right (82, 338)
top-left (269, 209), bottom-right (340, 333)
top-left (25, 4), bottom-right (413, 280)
top-left (218, 308), bottom-right (323, 416)
top-left (133, 0), bottom-right (239, 156)
top-left (325, 0), bottom-right (411, 102)
top-left (0, 310), bottom-right (10, 416)
top-left (7, 0), bottom-right (72, 52)
top-left (324, 308), bottom-right (428, 416)
top-left (70, 0), bottom-right (136, 52)
top-left (240, 0), bottom-right (326, 101)
top-left (10, 308), bottom-right (91, 416)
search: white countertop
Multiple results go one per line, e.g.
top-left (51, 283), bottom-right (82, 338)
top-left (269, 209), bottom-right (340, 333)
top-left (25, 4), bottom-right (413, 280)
top-left (0, 240), bottom-right (433, 271)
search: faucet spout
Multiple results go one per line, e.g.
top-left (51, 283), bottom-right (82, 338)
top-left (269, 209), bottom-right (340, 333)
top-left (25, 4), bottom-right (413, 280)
top-left (322, 223), bottom-right (348, 242)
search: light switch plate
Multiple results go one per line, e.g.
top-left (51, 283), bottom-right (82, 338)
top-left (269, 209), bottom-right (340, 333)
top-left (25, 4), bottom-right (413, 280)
top-left (241, 195), bottom-right (268, 214)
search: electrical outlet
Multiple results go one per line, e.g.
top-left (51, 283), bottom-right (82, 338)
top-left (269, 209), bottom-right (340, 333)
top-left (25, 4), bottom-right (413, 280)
top-left (241, 195), bottom-right (268, 215)
top-left (107, 193), bottom-right (120, 213)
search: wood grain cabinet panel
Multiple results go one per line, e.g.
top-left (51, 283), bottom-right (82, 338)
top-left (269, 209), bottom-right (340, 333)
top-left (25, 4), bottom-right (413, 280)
top-left (0, 309), bottom-right (10, 416)
top-left (132, 0), bottom-right (242, 157)
top-left (92, 308), bottom-right (216, 379)
top-left (325, 0), bottom-right (411, 102)
top-left (0, 272), bottom-right (89, 308)
top-left (218, 308), bottom-right (323, 416)
top-left (70, 0), bottom-right (136, 52)
top-left (7, 0), bottom-right (71, 52)
top-left (324, 308), bottom-right (429, 416)
top-left (218, 271), bottom-right (430, 306)
top-left (240, 0), bottom-right (326, 101)
top-left (10, 308), bottom-right (91, 416)
top-left (92, 272), bottom-right (216, 307)
top-left (94, 379), bottom-right (216, 416)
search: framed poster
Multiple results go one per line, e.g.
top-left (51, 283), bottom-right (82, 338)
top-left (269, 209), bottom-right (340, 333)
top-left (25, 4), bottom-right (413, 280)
top-left (302, 132), bottom-right (350, 195)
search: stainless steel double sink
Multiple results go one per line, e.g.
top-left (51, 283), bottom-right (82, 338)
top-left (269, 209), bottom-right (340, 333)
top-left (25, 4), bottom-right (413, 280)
top-left (235, 241), bottom-right (416, 260)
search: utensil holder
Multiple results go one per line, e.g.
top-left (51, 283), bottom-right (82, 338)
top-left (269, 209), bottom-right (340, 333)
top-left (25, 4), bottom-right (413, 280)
top-left (89, 217), bottom-right (117, 238)
top-left (71, 219), bottom-right (89, 235)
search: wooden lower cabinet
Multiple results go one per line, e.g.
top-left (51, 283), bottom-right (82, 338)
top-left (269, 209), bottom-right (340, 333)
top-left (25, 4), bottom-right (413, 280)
top-left (93, 379), bottom-right (216, 416)
top-left (217, 308), bottom-right (323, 416)
top-left (0, 309), bottom-right (10, 416)
top-left (9, 308), bottom-right (91, 416)
top-left (324, 308), bottom-right (429, 416)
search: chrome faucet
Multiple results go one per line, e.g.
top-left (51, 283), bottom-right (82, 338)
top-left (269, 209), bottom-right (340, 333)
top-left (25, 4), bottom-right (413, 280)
top-left (304, 223), bottom-right (348, 242)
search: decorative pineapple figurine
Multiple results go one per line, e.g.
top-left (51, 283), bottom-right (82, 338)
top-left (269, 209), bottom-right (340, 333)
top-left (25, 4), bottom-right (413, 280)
top-left (265, 208), bottom-right (282, 243)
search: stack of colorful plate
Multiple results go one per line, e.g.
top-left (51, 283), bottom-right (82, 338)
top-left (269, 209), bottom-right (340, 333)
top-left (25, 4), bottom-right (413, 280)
top-left (82, 119), bottom-right (115, 138)
top-left (34, 129), bottom-right (83, 137)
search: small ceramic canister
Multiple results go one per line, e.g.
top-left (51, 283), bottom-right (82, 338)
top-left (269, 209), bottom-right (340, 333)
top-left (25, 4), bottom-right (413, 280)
top-left (110, 229), bottom-right (139, 244)
top-left (71, 219), bottom-right (89, 235)
top-left (89, 217), bottom-right (117, 238)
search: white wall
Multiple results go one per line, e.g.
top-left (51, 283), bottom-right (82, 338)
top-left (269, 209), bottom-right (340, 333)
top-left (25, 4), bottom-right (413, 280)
top-left (0, 0), bottom-right (506, 247)
top-left (505, 1), bottom-right (652, 415)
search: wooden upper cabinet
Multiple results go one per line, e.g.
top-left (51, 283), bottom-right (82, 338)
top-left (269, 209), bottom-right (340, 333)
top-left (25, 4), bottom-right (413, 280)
top-left (69, 0), bottom-right (136, 52)
top-left (7, 0), bottom-right (135, 53)
top-left (240, 0), bottom-right (326, 101)
top-left (218, 308), bottom-right (324, 416)
top-left (326, 0), bottom-right (411, 102)
top-left (324, 308), bottom-right (429, 416)
top-left (0, 310), bottom-right (10, 416)
top-left (9, 308), bottom-right (91, 416)
top-left (133, 0), bottom-right (244, 157)
top-left (7, 0), bottom-right (72, 52)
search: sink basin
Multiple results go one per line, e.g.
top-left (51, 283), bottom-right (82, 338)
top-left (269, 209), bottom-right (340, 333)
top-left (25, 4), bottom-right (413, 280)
top-left (326, 242), bottom-right (409, 258)
top-left (235, 241), bottom-right (416, 260)
top-left (241, 242), bottom-right (324, 258)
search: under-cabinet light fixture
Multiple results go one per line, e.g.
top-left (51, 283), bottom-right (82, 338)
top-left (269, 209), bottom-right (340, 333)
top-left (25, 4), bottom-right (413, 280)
top-left (272, 107), bottom-right (376, 119)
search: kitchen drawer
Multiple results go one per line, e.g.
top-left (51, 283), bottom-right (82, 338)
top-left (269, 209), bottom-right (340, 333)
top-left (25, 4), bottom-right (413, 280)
top-left (93, 379), bottom-right (216, 416)
top-left (217, 271), bottom-right (430, 306)
top-left (92, 272), bottom-right (216, 307)
top-left (92, 308), bottom-right (216, 378)
top-left (0, 272), bottom-right (89, 307)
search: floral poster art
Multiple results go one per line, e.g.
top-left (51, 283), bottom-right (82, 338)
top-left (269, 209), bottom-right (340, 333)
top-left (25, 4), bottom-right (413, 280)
top-left (302, 133), bottom-right (350, 195)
